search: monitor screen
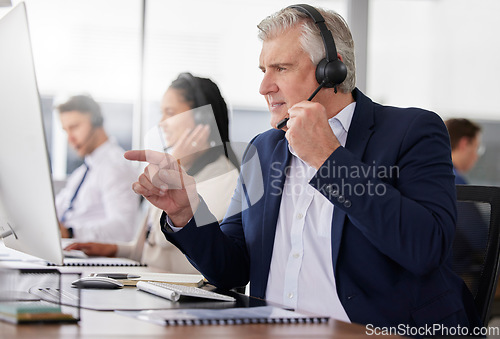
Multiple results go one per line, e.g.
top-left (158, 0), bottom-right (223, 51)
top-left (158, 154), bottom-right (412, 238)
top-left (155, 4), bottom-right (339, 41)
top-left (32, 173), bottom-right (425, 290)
top-left (0, 3), bottom-right (63, 265)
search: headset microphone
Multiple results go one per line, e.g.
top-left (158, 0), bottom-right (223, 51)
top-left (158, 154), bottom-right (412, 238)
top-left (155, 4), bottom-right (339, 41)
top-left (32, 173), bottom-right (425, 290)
top-left (276, 79), bottom-right (327, 129)
top-left (276, 4), bottom-right (347, 130)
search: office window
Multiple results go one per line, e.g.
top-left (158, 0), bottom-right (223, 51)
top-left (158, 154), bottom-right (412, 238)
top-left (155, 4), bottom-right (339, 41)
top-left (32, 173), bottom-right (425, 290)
top-left (19, 0), bottom-right (141, 179)
top-left (367, 0), bottom-right (500, 119)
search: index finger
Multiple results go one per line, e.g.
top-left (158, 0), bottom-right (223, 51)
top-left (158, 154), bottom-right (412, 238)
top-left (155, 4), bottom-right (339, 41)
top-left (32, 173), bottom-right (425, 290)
top-left (124, 149), bottom-right (166, 164)
top-left (289, 99), bottom-right (314, 111)
top-left (288, 100), bottom-right (322, 119)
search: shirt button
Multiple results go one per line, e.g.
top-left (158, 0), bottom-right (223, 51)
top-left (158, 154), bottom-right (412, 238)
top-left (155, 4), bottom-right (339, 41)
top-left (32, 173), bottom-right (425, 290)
top-left (344, 200), bottom-right (352, 208)
top-left (338, 195), bottom-right (345, 203)
top-left (288, 292), bottom-right (294, 299)
top-left (293, 252), bottom-right (300, 259)
top-left (297, 213), bottom-right (303, 219)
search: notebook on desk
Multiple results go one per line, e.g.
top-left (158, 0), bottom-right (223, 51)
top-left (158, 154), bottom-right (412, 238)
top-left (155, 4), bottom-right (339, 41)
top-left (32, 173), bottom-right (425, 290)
top-left (47, 257), bottom-right (147, 267)
top-left (116, 306), bottom-right (330, 326)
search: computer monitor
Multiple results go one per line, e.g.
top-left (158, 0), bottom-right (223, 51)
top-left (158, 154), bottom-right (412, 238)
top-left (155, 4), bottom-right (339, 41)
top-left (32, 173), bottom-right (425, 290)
top-left (0, 3), bottom-right (63, 265)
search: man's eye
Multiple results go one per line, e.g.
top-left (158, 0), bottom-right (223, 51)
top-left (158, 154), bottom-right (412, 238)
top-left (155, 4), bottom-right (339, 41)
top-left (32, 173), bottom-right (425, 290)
top-left (277, 67), bottom-right (285, 72)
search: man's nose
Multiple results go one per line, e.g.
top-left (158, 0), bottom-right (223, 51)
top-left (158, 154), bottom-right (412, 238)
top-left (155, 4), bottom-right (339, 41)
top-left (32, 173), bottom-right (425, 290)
top-left (259, 72), bottom-right (278, 96)
top-left (67, 133), bottom-right (77, 145)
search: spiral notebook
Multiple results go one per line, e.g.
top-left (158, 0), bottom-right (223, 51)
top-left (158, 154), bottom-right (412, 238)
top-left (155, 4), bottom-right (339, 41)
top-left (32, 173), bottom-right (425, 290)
top-left (47, 257), bottom-right (146, 267)
top-left (116, 306), bottom-right (329, 326)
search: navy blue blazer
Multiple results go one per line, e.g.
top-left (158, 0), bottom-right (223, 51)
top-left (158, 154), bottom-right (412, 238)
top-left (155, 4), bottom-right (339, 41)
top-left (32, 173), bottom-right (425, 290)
top-left (163, 89), bottom-right (480, 329)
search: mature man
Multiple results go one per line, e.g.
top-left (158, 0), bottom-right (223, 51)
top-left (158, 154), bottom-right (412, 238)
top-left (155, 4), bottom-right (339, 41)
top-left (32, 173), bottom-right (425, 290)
top-left (125, 5), bottom-right (479, 331)
top-left (56, 95), bottom-right (139, 242)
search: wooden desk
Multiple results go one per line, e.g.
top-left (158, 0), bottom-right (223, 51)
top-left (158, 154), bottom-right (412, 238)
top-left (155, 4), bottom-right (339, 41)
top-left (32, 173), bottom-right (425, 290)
top-left (0, 308), bottom-right (403, 338)
top-left (0, 257), bottom-right (403, 338)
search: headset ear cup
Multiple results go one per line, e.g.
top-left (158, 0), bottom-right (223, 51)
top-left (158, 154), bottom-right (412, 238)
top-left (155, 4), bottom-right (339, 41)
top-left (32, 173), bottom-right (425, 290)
top-left (192, 104), bottom-right (212, 126)
top-left (328, 59), bottom-right (348, 85)
top-left (315, 58), bottom-right (347, 88)
top-left (91, 113), bottom-right (103, 127)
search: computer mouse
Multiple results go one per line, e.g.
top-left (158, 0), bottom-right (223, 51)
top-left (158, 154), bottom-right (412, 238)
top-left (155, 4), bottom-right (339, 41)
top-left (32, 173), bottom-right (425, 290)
top-left (71, 276), bottom-right (124, 289)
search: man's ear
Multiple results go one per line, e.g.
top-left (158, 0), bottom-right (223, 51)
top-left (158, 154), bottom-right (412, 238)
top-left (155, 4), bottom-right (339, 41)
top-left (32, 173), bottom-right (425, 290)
top-left (457, 136), bottom-right (471, 151)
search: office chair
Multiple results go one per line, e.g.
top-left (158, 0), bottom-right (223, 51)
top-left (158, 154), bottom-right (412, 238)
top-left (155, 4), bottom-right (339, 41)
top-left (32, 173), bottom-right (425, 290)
top-left (451, 185), bottom-right (500, 326)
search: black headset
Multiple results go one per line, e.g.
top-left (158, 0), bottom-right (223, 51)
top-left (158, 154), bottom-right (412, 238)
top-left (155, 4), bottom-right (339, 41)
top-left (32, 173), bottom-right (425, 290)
top-left (90, 111), bottom-right (104, 127)
top-left (177, 72), bottom-right (212, 126)
top-left (289, 4), bottom-right (347, 91)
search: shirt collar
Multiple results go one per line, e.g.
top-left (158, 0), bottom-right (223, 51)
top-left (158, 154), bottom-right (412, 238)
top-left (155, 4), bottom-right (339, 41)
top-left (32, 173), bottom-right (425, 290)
top-left (329, 101), bottom-right (356, 134)
top-left (84, 139), bottom-right (114, 167)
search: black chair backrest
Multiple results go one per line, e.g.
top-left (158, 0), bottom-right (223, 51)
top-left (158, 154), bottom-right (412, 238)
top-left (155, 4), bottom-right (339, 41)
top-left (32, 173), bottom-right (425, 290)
top-left (452, 185), bottom-right (500, 325)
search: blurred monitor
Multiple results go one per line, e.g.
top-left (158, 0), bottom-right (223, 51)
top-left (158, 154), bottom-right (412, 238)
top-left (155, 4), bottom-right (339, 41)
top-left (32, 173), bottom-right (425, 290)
top-left (0, 3), bottom-right (63, 265)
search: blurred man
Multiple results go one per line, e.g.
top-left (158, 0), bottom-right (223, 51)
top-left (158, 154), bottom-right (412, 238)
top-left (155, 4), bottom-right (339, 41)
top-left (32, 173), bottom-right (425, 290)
top-left (55, 95), bottom-right (140, 242)
top-left (445, 118), bottom-right (486, 290)
top-left (445, 118), bottom-right (482, 184)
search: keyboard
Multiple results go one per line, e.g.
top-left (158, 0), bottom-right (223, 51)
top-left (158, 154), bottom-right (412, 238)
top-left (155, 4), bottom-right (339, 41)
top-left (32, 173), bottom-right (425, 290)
top-left (136, 281), bottom-right (236, 302)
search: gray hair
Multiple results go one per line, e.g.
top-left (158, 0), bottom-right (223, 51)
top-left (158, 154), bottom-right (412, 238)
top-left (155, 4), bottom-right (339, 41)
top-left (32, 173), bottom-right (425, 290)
top-left (257, 6), bottom-right (356, 93)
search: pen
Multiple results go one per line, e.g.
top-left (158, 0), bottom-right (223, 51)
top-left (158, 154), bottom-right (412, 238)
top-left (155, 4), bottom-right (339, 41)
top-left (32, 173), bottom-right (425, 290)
top-left (91, 273), bottom-right (141, 279)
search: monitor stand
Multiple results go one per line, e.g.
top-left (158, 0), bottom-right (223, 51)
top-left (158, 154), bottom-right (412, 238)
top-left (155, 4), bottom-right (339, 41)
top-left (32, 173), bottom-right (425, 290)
top-left (0, 223), bottom-right (17, 241)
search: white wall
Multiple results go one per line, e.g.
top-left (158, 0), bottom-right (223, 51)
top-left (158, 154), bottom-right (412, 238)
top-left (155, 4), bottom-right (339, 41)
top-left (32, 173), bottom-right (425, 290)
top-left (367, 0), bottom-right (500, 120)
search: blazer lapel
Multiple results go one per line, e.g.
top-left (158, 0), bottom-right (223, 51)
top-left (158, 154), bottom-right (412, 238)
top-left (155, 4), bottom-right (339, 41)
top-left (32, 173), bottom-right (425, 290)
top-left (260, 135), bottom-right (291, 291)
top-left (344, 89), bottom-right (375, 159)
top-left (331, 89), bottom-right (375, 271)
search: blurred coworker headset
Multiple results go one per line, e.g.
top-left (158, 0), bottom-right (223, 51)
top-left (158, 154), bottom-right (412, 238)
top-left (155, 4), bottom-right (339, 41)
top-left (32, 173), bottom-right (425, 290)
top-left (90, 109), bottom-right (104, 128)
top-left (177, 72), bottom-right (212, 126)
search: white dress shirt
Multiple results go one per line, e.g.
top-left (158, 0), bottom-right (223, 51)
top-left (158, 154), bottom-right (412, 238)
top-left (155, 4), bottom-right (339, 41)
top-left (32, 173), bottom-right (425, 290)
top-left (55, 139), bottom-right (140, 242)
top-left (265, 102), bottom-right (356, 321)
